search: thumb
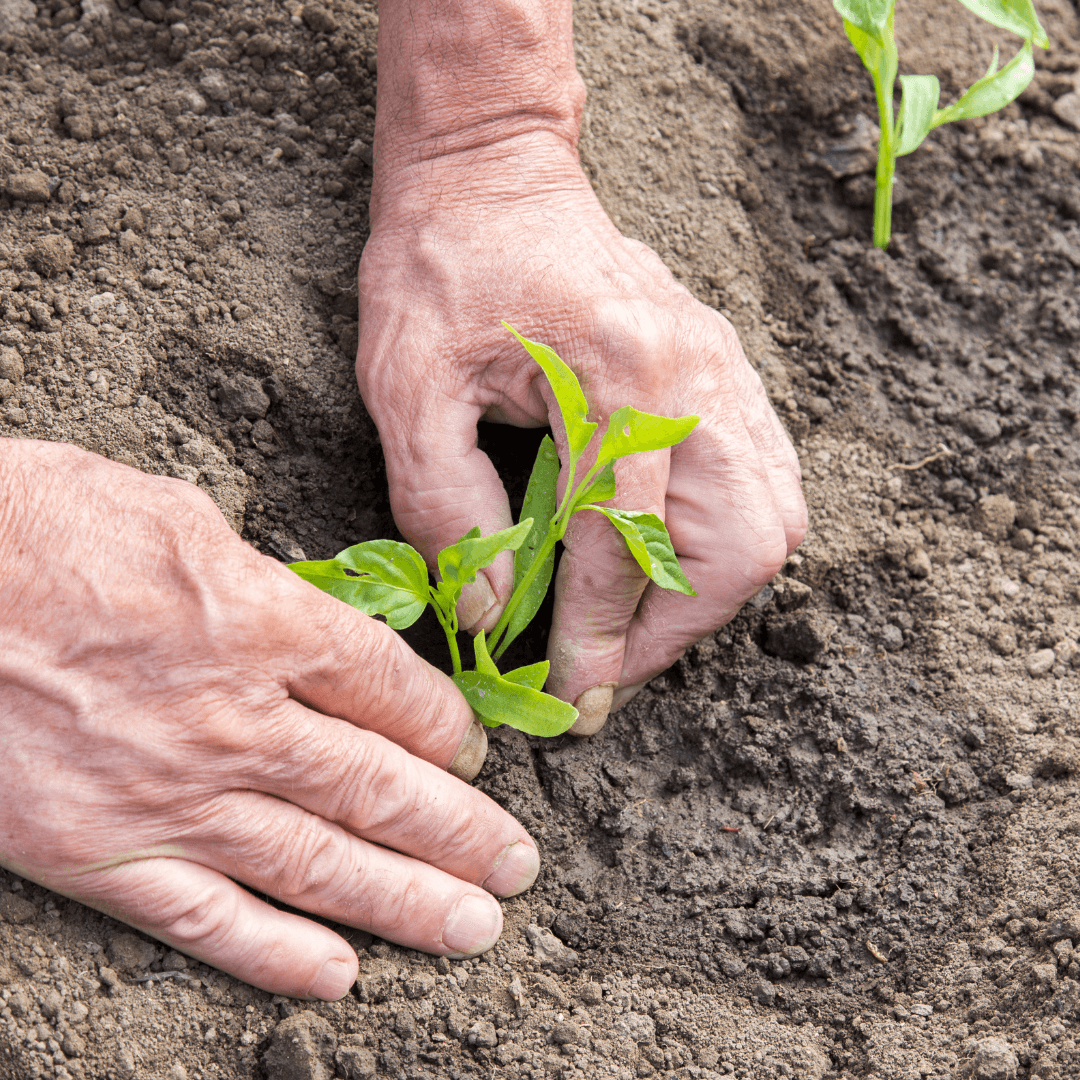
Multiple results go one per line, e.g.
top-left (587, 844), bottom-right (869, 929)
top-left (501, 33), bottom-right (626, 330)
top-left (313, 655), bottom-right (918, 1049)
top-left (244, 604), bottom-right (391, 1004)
top-left (381, 399), bottom-right (515, 633)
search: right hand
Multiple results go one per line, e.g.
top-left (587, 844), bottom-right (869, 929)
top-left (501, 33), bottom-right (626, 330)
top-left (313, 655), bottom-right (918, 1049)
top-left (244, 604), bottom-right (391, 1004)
top-left (0, 440), bottom-right (539, 998)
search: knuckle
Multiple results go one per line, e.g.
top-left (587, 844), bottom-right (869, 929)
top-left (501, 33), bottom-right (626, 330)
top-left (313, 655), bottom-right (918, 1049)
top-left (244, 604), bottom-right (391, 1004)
top-left (298, 593), bottom-right (389, 685)
top-left (580, 311), bottom-right (672, 406)
top-left (348, 738), bottom-right (428, 834)
top-left (317, 731), bottom-right (402, 826)
top-left (272, 818), bottom-right (357, 906)
top-left (752, 525), bottom-right (794, 585)
top-left (325, 734), bottom-right (495, 878)
top-left (356, 631), bottom-right (460, 752)
top-left (561, 517), bottom-right (649, 616)
top-left (355, 874), bottom-right (426, 941)
top-left (258, 791), bottom-right (434, 942)
top-left (155, 877), bottom-right (242, 956)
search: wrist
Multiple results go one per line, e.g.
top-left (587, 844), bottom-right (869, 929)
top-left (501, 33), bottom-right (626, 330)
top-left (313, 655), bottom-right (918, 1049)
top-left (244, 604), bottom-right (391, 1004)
top-left (372, 0), bottom-right (584, 177)
top-left (369, 129), bottom-right (586, 224)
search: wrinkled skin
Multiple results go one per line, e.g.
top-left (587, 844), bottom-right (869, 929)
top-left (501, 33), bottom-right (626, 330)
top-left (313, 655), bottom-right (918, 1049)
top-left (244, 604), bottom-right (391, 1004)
top-left (0, 441), bottom-right (539, 998)
top-left (357, 131), bottom-right (807, 723)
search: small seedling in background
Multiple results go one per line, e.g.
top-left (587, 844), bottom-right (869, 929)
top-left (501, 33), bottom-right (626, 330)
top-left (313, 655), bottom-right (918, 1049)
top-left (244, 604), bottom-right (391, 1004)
top-left (289, 324), bottom-right (699, 740)
top-left (833, 0), bottom-right (1048, 249)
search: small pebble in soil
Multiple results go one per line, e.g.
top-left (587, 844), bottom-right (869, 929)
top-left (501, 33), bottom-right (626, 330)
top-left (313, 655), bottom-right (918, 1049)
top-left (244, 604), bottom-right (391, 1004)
top-left (6, 170), bottom-right (51, 202)
top-left (1025, 649), bottom-right (1057, 677)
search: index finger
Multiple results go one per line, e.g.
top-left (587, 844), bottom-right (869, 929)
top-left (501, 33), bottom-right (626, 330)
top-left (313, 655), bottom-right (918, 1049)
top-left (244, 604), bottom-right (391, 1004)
top-left (260, 559), bottom-right (483, 776)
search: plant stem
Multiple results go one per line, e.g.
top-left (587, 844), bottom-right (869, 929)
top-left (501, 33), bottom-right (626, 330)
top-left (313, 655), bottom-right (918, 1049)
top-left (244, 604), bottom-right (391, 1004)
top-left (873, 157), bottom-right (893, 250)
top-left (444, 617), bottom-right (462, 674)
top-left (430, 589), bottom-right (463, 674)
top-left (488, 529), bottom-right (560, 658)
top-left (871, 22), bottom-right (897, 249)
top-left (483, 449), bottom-right (610, 662)
top-left (553, 458), bottom-right (579, 527)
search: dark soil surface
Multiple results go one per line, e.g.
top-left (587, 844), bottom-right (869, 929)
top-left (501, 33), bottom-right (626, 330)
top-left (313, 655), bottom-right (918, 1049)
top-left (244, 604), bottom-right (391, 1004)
top-left (3, 1), bottom-right (1080, 1079)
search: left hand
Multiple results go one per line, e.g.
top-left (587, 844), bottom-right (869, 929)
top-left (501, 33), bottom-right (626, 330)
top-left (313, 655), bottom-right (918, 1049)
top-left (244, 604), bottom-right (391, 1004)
top-left (354, 131), bottom-right (807, 732)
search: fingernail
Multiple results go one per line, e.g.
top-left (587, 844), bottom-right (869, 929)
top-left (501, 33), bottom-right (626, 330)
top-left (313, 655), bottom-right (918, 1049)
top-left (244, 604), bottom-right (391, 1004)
top-left (611, 681), bottom-right (646, 712)
top-left (441, 893), bottom-right (503, 957)
top-left (448, 718), bottom-right (488, 781)
top-left (483, 840), bottom-right (540, 897)
top-left (568, 682), bottom-right (616, 736)
top-left (308, 955), bottom-right (356, 1001)
top-left (457, 572), bottom-right (498, 633)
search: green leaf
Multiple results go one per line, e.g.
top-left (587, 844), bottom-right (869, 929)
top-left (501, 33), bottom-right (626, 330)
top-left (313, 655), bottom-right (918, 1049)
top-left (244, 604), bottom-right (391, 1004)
top-left (289, 540), bottom-right (430, 629)
top-left (472, 629), bottom-right (500, 677)
top-left (595, 406), bottom-right (700, 470)
top-left (932, 39), bottom-right (1034, 126)
top-left (895, 74), bottom-right (940, 156)
top-left (842, 18), bottom-right (883, 72)
top-left (501, 436), bottom-right (560, 654)
top-left (832, 0), bottom-right (892, 41)
top-left (954, 0), bottom-right (1049, 49)
top-left (452, 671), bottom-right (578, 736)
top-left (518, 437), bottom-right (560, 579)
top-left (841, 10), bottom-right (897, 94)
top-left (436, 520), bottom-right (533, 607)
top-left (582, 507), bottom-right (696, 596)
top-left (577, 461), bottom-right (617, 505)
top-left (502, 661), bottom-right (549, 692)
top-left (503, 323), bottom-right (597, 464)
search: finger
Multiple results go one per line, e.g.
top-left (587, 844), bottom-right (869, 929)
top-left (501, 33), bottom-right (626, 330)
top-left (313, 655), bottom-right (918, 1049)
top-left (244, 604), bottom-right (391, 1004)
top-left (719, 317), bottom-right (807, 551)
top-left (617, 424), bottom-right (794, 696)
top-left (240, 707), bottom-right (539, 898)
top-left (73, 858), bottom-right (360, 1000)
top-left (751, 401), bottom-right (808, 552)
top-left (186, 788), bottom-right (517, 957)
top-left (545, 449), bottom-right (670, 735)
top-left (269, 561), bottom-right (483, 777)
top-left (382, 396), bottom-right (516, 634)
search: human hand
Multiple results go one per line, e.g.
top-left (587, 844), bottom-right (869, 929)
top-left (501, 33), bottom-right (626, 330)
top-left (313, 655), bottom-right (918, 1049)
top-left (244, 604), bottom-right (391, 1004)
top-left (0, 441), bottom-right (539, 998)
top-left (356, 136), bottom-right (807, 733)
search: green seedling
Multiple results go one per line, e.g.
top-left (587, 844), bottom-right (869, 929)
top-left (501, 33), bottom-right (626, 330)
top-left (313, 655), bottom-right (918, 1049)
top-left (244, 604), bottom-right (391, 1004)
top-left (289, 325), bottom-right (699, 740)
top-left (834, 0), bottom-right (1048, 248)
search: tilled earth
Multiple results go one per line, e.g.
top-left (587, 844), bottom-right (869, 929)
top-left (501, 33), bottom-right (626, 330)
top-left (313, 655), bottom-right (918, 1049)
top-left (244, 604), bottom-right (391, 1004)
top-left (3, 1), bottom-right (1080, 1079)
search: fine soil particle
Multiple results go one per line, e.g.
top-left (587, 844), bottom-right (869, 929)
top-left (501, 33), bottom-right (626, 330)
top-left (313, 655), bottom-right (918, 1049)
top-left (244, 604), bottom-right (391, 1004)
top-left (3, 1), bottom-right (1080, 1079)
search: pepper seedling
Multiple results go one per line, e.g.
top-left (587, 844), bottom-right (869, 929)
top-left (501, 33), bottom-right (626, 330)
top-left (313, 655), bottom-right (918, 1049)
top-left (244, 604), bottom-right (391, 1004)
top-left (833, 0), bottom-right (1048, 248)
top-left (289, 324), bottom-right (699, 739)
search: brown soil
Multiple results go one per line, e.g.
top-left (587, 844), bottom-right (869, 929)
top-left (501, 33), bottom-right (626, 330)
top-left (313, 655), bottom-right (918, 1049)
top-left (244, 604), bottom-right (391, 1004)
top-left (3, 1), bottom-right (1080, 1079)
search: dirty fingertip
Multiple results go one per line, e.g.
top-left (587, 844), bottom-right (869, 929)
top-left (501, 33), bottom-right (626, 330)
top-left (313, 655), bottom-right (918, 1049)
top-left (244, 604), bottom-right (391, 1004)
top-left (306, 953), bottom-right (359, 1001)
top-left (611, 681), bottom-right (646, 713)
top-left (568, 682), bottom-right (616, 736)
top-left (448, 718), bottom-right (488, 781)
top-left (440, 893), bottom-right (503, 958)
top-left (483, 840), bottom-right (540, 897)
